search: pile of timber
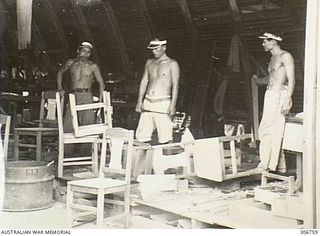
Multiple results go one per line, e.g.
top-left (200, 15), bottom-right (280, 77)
top-left (229, 181), bottom-right (304, 229)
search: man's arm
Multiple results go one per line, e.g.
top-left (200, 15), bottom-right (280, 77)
top-left (135, 60), bottom-right (150, 113)
top-left (92, 64), bottom-right (105, 100)
top-left (282, 52), bottom-right (295, 114)
top-left (169, 60), bottom-right (180, 116)
top-left (57, 59), bottom-right (73, 91)
top-left (253, 74), bottom-right (269, 85)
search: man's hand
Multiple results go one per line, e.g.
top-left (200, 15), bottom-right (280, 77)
top-left (168, 105), bottom-right (176, 117)
top-left (135, 101), bottom-right (143, 113)
top-left (281, 97), bottom-right (292, 115)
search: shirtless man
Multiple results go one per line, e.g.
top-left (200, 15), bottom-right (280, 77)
top-left (254, 32), bottom-right (295, 173)
top-left (57, 41), bottom-right (105, 132)
top-left (135, 38), bottom-right (180, 144)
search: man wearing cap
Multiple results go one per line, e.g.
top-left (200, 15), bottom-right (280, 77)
top-left (57, 41), bottom-right (105, 132)
top-left (254, 32), bottom-right (295, 173)
top-left (135, 38), bottom-right (180, 144)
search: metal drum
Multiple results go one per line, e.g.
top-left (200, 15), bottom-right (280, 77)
top-left (3, 161), bottom-right (54, 212)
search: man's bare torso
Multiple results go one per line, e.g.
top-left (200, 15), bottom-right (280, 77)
top-left (268, 51), bottom-right (288, 87)
top-left (69, 58), bottom-right (95, 90)
top-left (146, 58), bottom-right (175, 97)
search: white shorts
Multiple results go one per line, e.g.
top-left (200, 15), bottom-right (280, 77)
top-left (135, 97), bottom-right (173, 143)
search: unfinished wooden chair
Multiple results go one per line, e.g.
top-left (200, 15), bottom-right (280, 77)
top-left (0, 114), bottom-right (11, 161)
top-left (66, 128), bottom-right (134, 228)
top-left (193, 133), bottom-right (261, 182)
top-left (14, 91), bottom-right (59, 161)
top-left (152, 128), bottom-right (194, 177)
top-left (69, 91), bottom-right (113, 137)
top-left (56, 92), bottom-right (99, 178)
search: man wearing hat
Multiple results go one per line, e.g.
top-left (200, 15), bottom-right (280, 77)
top-left (57, 41), bottom-right (105, 132)
top-left (135, 38), bottom-right (180, 145)
top-left (254, 32), bottom-right (296, 173)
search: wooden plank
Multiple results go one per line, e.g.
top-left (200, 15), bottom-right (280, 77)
top-left (229, 198), bottom-right (302, 228)
top-left (69, 0), bottom-right (100, 65)
top-left (193, 137), bottom-right (224, 182)
top-left (102, 1), bottom-right (132, 77)
top-left (42, 0), bottom-right (71, 57)
top-left (303, 0), bottom-right (318, 228)
top-left (272, 195), bottom-right (304, 221)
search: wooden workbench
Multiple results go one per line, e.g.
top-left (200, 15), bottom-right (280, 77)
top-left (131, 187), bottom-right (250, 228)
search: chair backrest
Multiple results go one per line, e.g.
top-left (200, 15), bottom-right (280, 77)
top-left (0, 114), bottom-right (11, 161)
top-left (39, 91), bottom-right (59, 128)
top-left (69, 91), bottom-right (113, 137)
top-left (55, 92), bottom-right (65, 140)
top-left (99, 128), bottom-right (134, 184)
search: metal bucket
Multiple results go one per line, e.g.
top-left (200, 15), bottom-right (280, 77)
top-left (3, 161), bottom-right (54, 212)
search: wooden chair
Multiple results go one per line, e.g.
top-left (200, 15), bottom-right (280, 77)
top-left (69, 91), bottom-right (113, 137)
top-left (193, 133), bottom-right (261, 182)
top-left (56, 92), bottom-right (99, 178)
top-left (14, 91), bottom-right (59, 161)
top-left (66, 128), bottom-right (134, 228)
top-left (0, 114), bottom-right (11, 161)
top-left (152, 128), bottom-right (195, 177)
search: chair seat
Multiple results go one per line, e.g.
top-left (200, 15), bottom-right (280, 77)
top-left (75, 124), bottom-right (108, 137)
top-left (63, 132), bottom-right (98, 141)
top-left (69, 177), bottom-right (126, 189)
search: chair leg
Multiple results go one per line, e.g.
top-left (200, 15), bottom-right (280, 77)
top-left (58, 141), bottom-right (64, 178)
top-left (124, 188), bottom-right (130, 228)
top-left (36, 132), bottom-right (42, 161)
top-left (96, 189), bottom-right (105, 227)
top-left (92, 140), bottom-right (98, 176)
top-left (66, 184), bottom-right (74, 228)
top-left (14, 132), bottom-right (19, 161)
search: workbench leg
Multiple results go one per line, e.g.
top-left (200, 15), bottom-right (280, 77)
top-left (296, 153), bottom-right (303, 189)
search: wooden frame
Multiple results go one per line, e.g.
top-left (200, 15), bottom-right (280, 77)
top-left (193, 133), bottom-right (261, 182)
top-left (66, 128), bottom-right (134, 228)
top-left (14, 91), bottom-right (58, 161)
top-left (56, 92), bottom-right (99, 179)
top-left (69, 91), bottom-right (113, 137)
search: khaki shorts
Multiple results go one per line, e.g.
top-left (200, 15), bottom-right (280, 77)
top-left (135, 98), bottom-right (173, 143)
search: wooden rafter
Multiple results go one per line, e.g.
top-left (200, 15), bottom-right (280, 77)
top-left (69, 0), bottom-right (100, 65)
top-left (136, 0), bottom-right (156, 39)
top-left (227, 0), bottom-right (256, 139)
top-left (102, 0), bottom-right (132, 77)
top-left (42, 0), bottom-right (71, 57)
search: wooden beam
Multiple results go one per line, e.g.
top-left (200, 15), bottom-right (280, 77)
top-left (136, 0), bottom-right (156, 39)
top-left (69, 0), bottom-right (100, 65)
top-left (102, 0), bottom-right (132, 77)
top-left (303, 0), bottom-right (319, 228)
top-left (42, 0), bottom-right (71, 57)
top-left (228, 0), bottom-right (255, 140)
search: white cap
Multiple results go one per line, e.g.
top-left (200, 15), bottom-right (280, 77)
top-left (79, 41), bottom-right (93, 49)
top-left (258, 32), bottom-right (282, 41)
top-left (147, 40), bottom-right (167, 49)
